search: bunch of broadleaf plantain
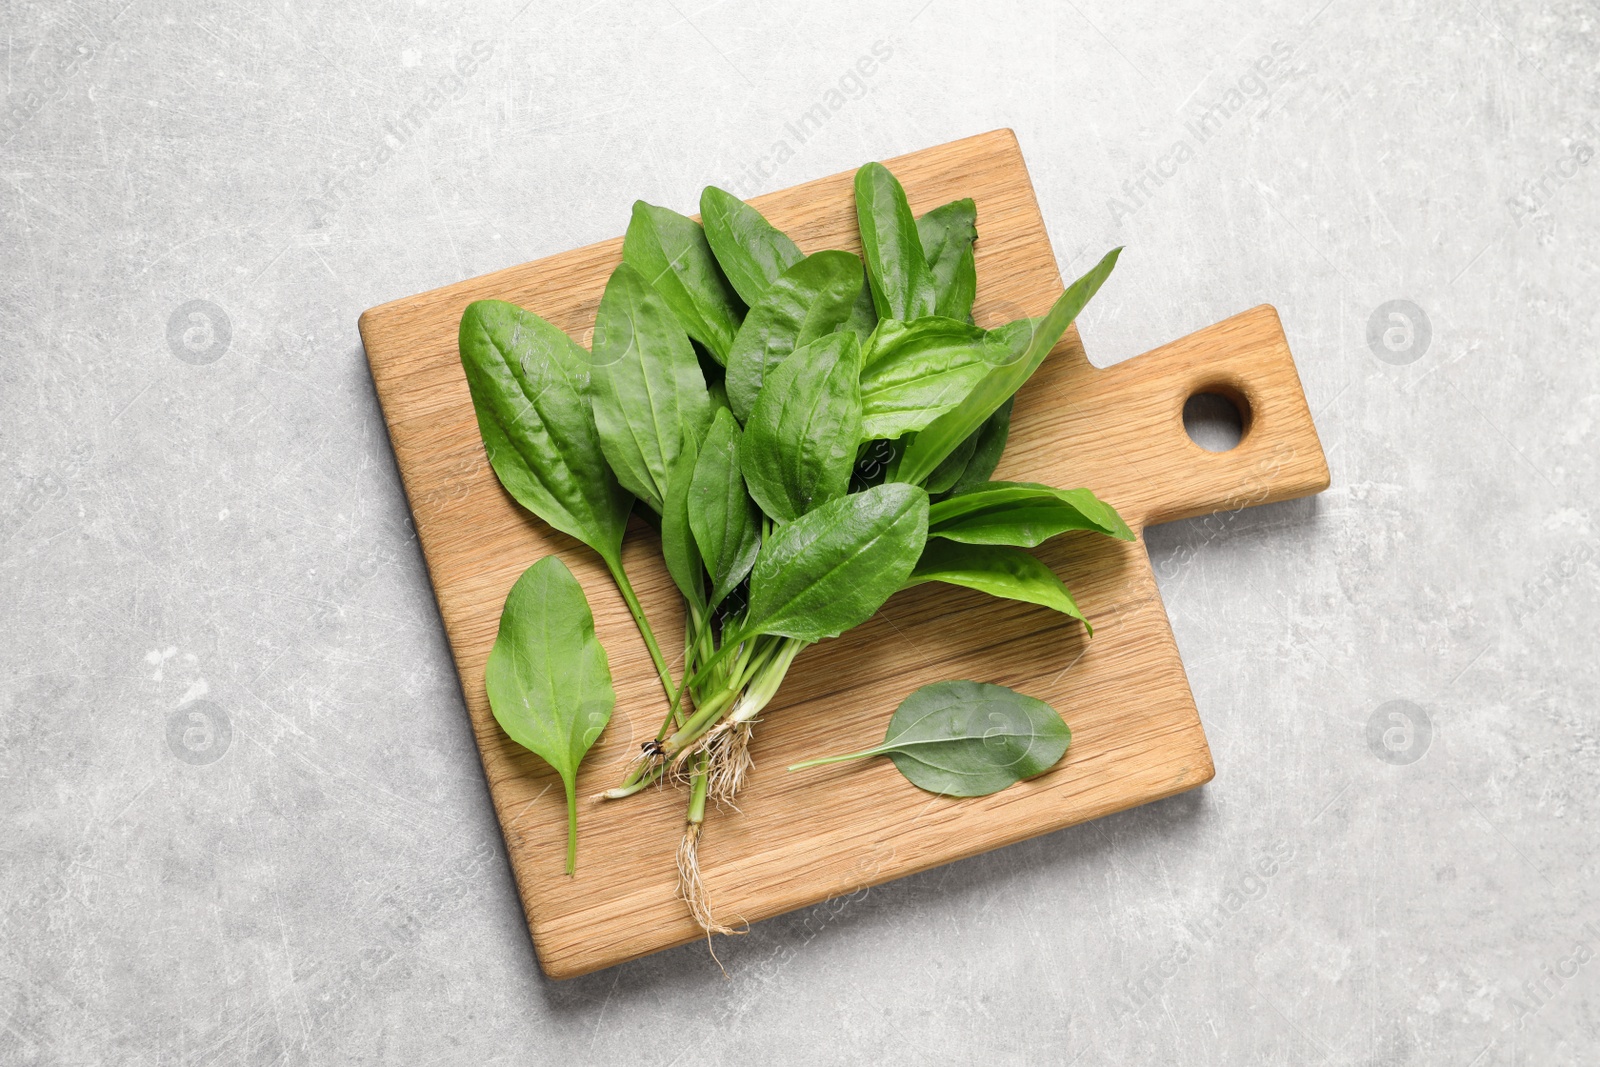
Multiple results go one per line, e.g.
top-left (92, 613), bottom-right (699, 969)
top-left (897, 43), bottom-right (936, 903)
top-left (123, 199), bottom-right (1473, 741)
top-left (459, 161), bottom-right (1134, 931)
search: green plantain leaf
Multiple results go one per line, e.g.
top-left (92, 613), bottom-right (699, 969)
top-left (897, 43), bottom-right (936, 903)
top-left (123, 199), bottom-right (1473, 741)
top-left (916, 198), bottom-right (978, 322)
top-left (622, 200), bottom-right (745, 364)
top-left (854, 162), bottom-right (938, 321)
top-left (689, 409), bottom-right (762, 606)
top-left (927, 482), bottom-right (1134, 547)
top-left (905, 540), bottom-right (1087, 626)
top-left (841, 274), bottom-right (879, 343)
top-left (589, 262), bottom-right (712, 514)
top-left (699, 186), bottom-right (804, 305)
top-left (738, 482), bottom-right (929, 642)
top-left (725, 250), bottom-right (864, 423)
top-left (659, 429), bottom-right (707, 612)
top-left (895, 247), bottom-right (1122, 486)
top-left (942, 397), bottom-right (1014, 497)
top-left (458, 300), bottom-right (632, 565)
top-left (859, 317), bottom-right (1007, 441)
top-left (922, 427), bottom-right (980, 496)
top-left (789, 680), bottom-right (1071, 796)
top-left (741, 330), bottom-right (863, 522)
top-left (485, 556), bottom-right (616, 873)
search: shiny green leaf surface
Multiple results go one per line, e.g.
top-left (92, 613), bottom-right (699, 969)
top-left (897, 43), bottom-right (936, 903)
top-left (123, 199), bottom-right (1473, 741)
top-left (896, 247), bottom-right (1122, 485)
top-left (689, 409), bottom-right (762, 606)
top-left (916, 198), bottom-right (978, 322)
top-left (725, 250), bottom-right (864, 422)
top-left (859, 317), bottom-right (1006, 441)
top-left (458, 299), bottom-right (631, 564)
top-left (906, 540), bottom-right (1086, 625)
top-left (739, 482), bottom-right (929, 642)
top-left (589, 263), bottom-right (712, 514)
top-left (659, 430), bottom-right (706, 611)
top-left (922, 427), bottom-right (980, 496)
top-left (700, 185), bottom-right (804, 305)
top-left (942, 397), bottom-right (1013, 496)
top-left (854, 162), bottom-right (937, 321)
top-left (622, 200), bottom-right (744, 364)
top-left (741, 331), bottom-right (863, 522)
top-left (928, 482), bottom-right (1134, 546)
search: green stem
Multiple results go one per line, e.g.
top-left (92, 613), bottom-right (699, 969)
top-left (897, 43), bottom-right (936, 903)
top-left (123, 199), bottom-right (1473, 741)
top-left (665, 686), bottom-right (740, 753)
top-left (665, 637), bottom-right (808, 755)
top-left (787, 747), bottom-right (881, 772)
top-left (563, 776), bottom-right (578, 874)
top-left (602, 760), bottom-right (665, 799)
top-left (661, 623), bottom-right (761, 740)
top-left (687, 753), bottom-right (709, 826)
top-left (665, 678), bottom-right (749, 754)
top-left (605, 555), bottom-right (678, 706)
top-left (680, 635), bottom-right (741, 693)
top-left (734, 638), bottom-right (806, 720)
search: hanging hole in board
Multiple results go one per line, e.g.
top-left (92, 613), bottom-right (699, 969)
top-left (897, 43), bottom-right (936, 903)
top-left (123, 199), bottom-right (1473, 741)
top-left (1182, 386), bottom-right (1251, 453)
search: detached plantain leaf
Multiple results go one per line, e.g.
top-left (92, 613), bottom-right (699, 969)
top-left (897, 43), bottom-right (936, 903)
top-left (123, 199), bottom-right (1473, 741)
top-left (485, 556), bottom-right (616, 873)
top-left (725, 250), bottom-right (864, 422)
top-left (739, 482), bottom-right (929, 642)
top-left (855, 162), bottom-right (938, 321)
top-left (622, 200), bottom-right (745, 364)
top-left (789, 680), bottom-right (1071, 796)
top-left (905, 540), bottom-right (1087, 627)
top-left (689, 409), bottom-right (761, 606)
top-left (859, 317), bottom-right (1007, 441)
top-left (896, 247), bottom-right (1122, 486)
top-left (459, 300), bottom-right (632, 564)
top-left (916, 198), bottom-right (978, 322)
top-left (589, 262), bottom-right (712, 514)
top-left (659, 430), bottom-right (707, 612)
top-left (741, 331), bottom-right (863, 522)
top-left (944, 397), bottom-right (1013, 496)
top-left (928, 482), bottom-right (1134, 547)
top-left (700, 186), bottom-right (804, 305)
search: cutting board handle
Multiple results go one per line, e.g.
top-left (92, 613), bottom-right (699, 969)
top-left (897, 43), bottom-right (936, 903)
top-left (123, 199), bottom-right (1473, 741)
top-left (1021, 304), bottom-right (1331, 532)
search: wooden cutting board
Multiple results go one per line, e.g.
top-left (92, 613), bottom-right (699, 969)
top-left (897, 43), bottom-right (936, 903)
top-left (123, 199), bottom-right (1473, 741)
top-left (358, 128), bottom-right (1329, 979)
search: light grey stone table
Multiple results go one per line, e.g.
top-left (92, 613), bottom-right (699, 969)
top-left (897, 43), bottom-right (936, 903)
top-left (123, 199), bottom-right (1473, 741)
top-left (3, 1), bottom-right (1595, 1063)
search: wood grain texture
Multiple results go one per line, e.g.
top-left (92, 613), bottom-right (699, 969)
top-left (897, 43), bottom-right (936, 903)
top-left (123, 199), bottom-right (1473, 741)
top-left (357, 129), bottom-right (1330, 979)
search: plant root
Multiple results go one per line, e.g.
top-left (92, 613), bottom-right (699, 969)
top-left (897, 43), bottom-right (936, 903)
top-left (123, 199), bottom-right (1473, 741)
top-left (600, 740), bottom-right (666, 798)
top-left (676, 822), bottom-right (745, 945)
top-left (668, 714), bottom-right (742, 782)
top-left (704, 720), bottom-right (753, 804)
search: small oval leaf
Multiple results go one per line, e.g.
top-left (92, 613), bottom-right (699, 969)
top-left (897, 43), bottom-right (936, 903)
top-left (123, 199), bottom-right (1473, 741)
top-left (789, 680), bottom-right (1071, 797)
top-left (485, 557), bottom-right (616, 872)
